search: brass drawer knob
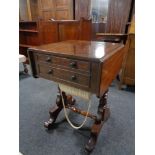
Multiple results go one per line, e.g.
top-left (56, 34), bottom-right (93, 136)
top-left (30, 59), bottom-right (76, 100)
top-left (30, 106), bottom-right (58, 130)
top-left (46, 57), bottom-right (51, 62)
top-left (71, 75), bottom-right (76, 81)
top-left (69, 61), bottom-right (76, 68)
top-left (48, 69), bottom-right (53, 74)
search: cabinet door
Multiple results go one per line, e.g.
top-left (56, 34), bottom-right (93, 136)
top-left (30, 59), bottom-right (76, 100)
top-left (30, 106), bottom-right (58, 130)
top-left (55, 0), bottom-right (73, 20)
top-left (75, 0), bottom-right (91, 20)
top-left (106, 0), bottom-right (133, 33)
top-left (39, 0), bottom-right (55, 20)
top-left (38, 0), bottom-right (73, 20)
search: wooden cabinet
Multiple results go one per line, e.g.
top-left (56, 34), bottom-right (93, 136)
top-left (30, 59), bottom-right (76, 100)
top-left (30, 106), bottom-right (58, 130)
top-left (19, 0), bottom-right (40, 21)
top-left (38, 0), bottom-right (74, 20)
top-left (19, 21), bottom-right (43, 60)
top-left (19, 19), bottom-right (92, 61)
top-left (119, 34), bottom-right (135, 87)
top-left (75, 0), bottom-right (91, 20)
top-left (20, 0), bottom-right (74, 21)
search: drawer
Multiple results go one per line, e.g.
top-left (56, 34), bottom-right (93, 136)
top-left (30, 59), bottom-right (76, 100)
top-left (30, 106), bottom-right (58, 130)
top-left (36, 54), bottom-right (52, 63)
top-left (35, 53), bottom-right (90, 72)
top-left (52, 57), bottom-right (90, 72)
top-left (53, 68), bottom-right (90, 87)
top-left (37, 63), bottom-right (52, 80)
top-left (37, 63), bottom-right (90, 87)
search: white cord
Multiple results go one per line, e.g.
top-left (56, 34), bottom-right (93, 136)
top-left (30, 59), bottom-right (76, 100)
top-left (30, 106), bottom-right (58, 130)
top-left (59, 88), bottom-right (92, 129)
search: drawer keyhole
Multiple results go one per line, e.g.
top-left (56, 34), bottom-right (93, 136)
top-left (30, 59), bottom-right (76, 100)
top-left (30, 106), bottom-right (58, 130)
top-left (69, 61), bottom-right (76, 68)
top-left (46, 57), bottom-right (51, 62)
top-left (48, 69), bottom-right (53, 74)
top-left (71, 75), bottom-right (76, 81)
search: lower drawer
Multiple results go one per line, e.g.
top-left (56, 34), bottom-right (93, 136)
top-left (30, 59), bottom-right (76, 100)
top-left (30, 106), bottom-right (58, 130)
top-left (37, 63), bottom-right (90, 87)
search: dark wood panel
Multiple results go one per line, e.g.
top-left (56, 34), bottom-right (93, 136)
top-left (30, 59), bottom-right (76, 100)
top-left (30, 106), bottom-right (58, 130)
top-left (75, 0), bottom-right (91, 20)
top-left (37, 62), bottom-right (90, 88)
top-left (92, 23), bottom-right (106, 40)
top-left (41, 22), bottom-right (58, 43)
top-left (106, 0), bottom-right (133, 33)
top-left (79, 18), bottom-right (92, 41)
top-left (99, 46), bottom-right (125, 96)
top-left (28, 40), bottom-right (125, 97)
top-left (58, 22), bottom-right (80, 41)
top-left (120, 34), bottom-right (135, 86)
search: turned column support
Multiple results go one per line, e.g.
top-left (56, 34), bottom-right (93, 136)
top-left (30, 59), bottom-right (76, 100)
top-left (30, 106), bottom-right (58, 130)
top-left (44, 87), bottom-right (75, 130)
top-left (85, 90), bottom-right (110, 152)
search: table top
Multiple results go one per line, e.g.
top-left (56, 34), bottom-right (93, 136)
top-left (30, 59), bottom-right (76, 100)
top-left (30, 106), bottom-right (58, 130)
top-left (29, 40), bottom-right (124, 62)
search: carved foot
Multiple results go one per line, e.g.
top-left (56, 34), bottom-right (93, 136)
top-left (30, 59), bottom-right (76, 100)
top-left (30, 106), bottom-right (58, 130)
top-left (103, 107), bottom-right (110, 122)
top-left (44, 118), bottom-right (55, 130)
top-left (44, 90), bottom-right (76, 130)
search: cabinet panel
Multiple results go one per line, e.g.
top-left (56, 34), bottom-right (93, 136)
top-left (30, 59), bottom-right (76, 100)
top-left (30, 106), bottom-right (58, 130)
top-left (55, 10), bottom-right (69, 20)
top-left (55, 0), bottom-right (68, 8)
top-left (106, 0), bottom-right (133, 33)
top-left (59, 23), bottom-right (80, 41)
top-left (75, 0), bottom-right (91, 20)
top-left (39, 0), bottom-right (73, 20)
top-left (42, 11), bottom-right (55, 20)
top-left (40, 0), bottom-right (54, 10)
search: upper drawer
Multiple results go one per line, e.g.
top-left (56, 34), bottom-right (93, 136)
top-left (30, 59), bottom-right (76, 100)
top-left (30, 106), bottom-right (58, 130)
top-left (35, 53), bottom-right (90, 73)
top-left (35, 54), bottom-right (52, 63)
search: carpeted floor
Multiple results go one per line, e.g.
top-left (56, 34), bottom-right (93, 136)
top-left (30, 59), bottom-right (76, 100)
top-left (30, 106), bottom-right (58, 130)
top-left (19, 65), bottom-right (135, 155)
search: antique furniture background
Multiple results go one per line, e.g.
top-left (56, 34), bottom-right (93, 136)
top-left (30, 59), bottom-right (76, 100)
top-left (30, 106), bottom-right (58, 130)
top-left (19, 0), bottom-right (74, 21)
top-left (19, 18), bottom-right (92, 61)
top-left (93, 0), bottom-right (135, 42)
top-left (28, 40), bottom-right (125, 152)
top-left (19, 21), bottom-right (43, 62)
top-left (74, 0), bottom-right (91, 20)
top-left (119, 15), bottom-right (135, 88)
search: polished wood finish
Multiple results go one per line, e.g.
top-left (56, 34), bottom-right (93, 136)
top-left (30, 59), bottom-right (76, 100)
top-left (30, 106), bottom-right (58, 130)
top-left (19, 19), bottom-right (92, 60)
top-left (28, 40), bottom-right (125, 152)
top-left (66, 105), bottom-right (97, 121)
top-left (58, 21), bottom-right (79, 41)
top-left (41, 21), bottom-right (59, 44)
top-left (29, 40), bottom-right (124, 96)
top-left (44, 86), bottom-right (110, 151)
top-left (42, 18), bottom-right (92, 43)
top-left (86, 90), bottom-right (110, 151)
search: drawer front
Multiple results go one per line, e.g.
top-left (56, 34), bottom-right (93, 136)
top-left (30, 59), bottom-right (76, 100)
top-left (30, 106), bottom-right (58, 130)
top-left (36, 54), bottom-right (52, 63)
top-left (37, 64), bottom-right (51, 80)
top-left (52, 57), bottom-right (90, 72)
top-left (37, 63), bottom-right (90, 87)
top-left (53, 68), bottom-right (90, 87)
top-left (35, 53), bottom-right (90, 72)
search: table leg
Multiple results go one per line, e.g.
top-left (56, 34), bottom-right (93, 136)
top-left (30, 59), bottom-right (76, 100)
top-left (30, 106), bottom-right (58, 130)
top-left (85, 90), bottom-right (110, 152)
top-left (44, 88), bottom-right (75, 130)
top-left (23, 63), bottom-right (28, 73)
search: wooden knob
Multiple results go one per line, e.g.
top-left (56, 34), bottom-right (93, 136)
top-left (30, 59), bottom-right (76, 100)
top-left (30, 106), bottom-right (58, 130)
top-left (69, 61), bottom-right (76, 68)
top-left (48, 69), bottom-right (53, 74)
top-left (46, 57), bottom-right (51, 62)
top-left (71, 75), bottom-right (76, 81)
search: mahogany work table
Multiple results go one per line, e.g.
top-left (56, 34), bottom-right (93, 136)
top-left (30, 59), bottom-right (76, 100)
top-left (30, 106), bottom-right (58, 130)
top-left (28, 40), bottom-right (125, 152)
